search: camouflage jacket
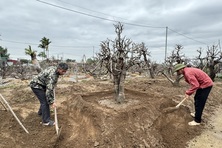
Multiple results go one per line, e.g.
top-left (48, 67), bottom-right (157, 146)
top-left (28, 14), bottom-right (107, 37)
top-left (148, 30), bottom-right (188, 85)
top-left (30, 66), bottom-right (59, 104)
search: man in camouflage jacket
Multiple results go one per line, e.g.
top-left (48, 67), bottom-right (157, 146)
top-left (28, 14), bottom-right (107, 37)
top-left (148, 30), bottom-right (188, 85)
top-left (30, 63), bottom-right (68, 126)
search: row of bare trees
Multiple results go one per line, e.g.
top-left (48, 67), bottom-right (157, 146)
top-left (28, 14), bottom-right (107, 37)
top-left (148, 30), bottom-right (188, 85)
top-left (162, 43), bottom-right (222, 86)
top-left (88, 22), bottom-right (222, 103)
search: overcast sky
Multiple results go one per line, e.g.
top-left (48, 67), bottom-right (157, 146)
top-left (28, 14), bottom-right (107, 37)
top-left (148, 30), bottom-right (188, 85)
top-left (0, 0), bottom-right (222, 63)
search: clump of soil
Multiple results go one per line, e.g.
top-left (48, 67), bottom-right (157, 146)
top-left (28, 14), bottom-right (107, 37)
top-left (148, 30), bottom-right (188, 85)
top-left (0, 76), bottom-right (221, 148)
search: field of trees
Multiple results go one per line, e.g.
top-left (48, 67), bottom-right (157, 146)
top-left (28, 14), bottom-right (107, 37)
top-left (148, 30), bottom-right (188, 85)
top-left (1, 22), bottom-right (222, 147)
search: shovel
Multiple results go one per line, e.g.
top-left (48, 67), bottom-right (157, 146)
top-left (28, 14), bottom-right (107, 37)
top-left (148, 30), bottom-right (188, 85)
top-left (53, 89), bottom-right (62, 139)
top-left (54, 106), bottom-right (62, 136)
top-left (163, 98), bottom-right (187, 113)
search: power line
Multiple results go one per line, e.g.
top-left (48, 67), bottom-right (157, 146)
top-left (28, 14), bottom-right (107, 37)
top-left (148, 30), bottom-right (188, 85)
top-left (36, 0), bottom-right (209, 45)
top-left (1, 39), bottom-right (39, 46)
top-left (3, 1), bottom-right (209, 54)
top-left (168, 28), bottom-right (208, 45)
top-left (57, 0), bottom-right (130, 21)
top-left (36, 0), bottom-right (165, 29)
top-left (1, 39), bottom-right (98, 48)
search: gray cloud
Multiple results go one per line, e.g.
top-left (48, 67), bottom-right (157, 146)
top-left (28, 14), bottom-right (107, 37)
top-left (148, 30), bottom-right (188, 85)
top-left (0, 0), bottom-right (221, 62)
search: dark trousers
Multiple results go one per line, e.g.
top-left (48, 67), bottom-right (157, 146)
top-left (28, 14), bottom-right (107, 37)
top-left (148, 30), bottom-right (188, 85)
top-left (194, 86), bottom-right (212, 123)
top-left (31, 87), bottom-right (51, 123)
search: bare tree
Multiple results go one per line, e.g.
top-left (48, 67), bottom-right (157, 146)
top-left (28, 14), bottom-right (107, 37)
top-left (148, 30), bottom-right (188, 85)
top-left (205, 44), bottom-right (222, 81)
top-left (194, 48), bottom-right (207, 70)
top-left (138, 42), bottom-right (155, 78)
top-left (98, 22), bottom-right (152, 103)
top-left (162, 44), bottom-right (187, 86)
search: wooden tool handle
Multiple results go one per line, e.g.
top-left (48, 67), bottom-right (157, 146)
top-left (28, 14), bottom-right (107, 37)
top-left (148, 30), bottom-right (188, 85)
top-left (176, 98), bottom-right (186, 108)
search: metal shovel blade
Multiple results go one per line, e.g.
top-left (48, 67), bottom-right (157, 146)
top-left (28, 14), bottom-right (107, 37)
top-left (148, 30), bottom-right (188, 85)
top-left (163, 98), bottom-right (187, 113)
top-left (54, 126), bottom-right (62, 147)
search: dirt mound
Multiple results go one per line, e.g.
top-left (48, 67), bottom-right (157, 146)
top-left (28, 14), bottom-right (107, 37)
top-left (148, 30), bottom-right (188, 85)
top-left (0, 76), bottom-right (221, 148)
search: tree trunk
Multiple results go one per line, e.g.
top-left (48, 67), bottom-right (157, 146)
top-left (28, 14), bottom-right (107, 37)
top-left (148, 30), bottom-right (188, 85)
top-left (2, 61), bottom-right (7, 79)
top-left (149, 66), bottom-right (155, 79)
top-left (32, 58), bottom-right (41, 73)
top-left (162, 72), bottom-right (183, 87)
top-left (173, 75), bottom-right (182, 86)
top-left (113, 59), bottom-right (126, 104)
top-left (114, 73), bottom-right (125, 104)
top-left (208, 65), bottom-right (215, 81)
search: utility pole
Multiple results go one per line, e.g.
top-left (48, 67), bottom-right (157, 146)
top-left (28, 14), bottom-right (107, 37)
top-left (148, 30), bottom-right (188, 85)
top-left (93, 46), bottom-right (94, 59)
top-left (165, 26), bottom-right (168, 63)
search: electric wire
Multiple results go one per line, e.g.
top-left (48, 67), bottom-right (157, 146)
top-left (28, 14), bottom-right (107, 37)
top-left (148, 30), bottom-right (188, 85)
top-left (56, 0), bottom-right (129, 21)
top-left (2, 0), bottom-right (210, 58)
top-left (168, 28), bottom-right (208, 45)
top-left (1, 39), bottom-right (97, 49)
top-left (36, 0), bottom-right (165, 29)
top-left (36, 0), bottom-right (208, 45)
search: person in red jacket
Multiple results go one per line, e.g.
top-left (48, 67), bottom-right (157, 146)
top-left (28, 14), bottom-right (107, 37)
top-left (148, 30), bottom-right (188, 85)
top-left (174, 64), bottom-right (213, 126)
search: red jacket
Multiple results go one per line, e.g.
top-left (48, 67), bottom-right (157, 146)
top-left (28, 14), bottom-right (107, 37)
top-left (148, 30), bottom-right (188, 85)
top-left (183, 67), bottom-right (213, 95)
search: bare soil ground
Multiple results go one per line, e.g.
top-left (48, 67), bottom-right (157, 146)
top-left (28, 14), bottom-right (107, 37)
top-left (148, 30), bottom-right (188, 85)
top-left (0, 74), bottom-right (222, 148)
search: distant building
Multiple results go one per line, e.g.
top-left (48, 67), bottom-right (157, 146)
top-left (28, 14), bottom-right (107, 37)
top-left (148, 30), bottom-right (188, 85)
top-left (7, 59), bottom-right (18, 66)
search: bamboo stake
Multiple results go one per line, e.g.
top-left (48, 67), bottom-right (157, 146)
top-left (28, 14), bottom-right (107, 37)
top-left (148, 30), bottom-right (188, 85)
top-left (0, 94), bottom-right (29, 134)
top-left (53, 89), bottom-right (59, 135)
top-left (0, 96), bottom-right (8, 111)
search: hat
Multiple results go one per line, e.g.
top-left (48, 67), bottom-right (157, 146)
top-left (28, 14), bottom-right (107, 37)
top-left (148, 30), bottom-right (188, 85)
top-left (174, 64), bottom-right (186, 72)
top-left (58, 63), bottom-right (68, 70)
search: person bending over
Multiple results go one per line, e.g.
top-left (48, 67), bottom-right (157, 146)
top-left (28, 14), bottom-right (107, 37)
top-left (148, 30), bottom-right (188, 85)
top-left (30, 63), bottom-right (68, 126)
top-left (174, 64), bottom-right (213, 126)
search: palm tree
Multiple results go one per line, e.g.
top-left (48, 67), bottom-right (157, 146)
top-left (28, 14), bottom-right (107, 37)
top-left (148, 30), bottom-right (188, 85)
top-left (38, 52), bottom-right (47, 60)
top-left (25, 45), bottom-right (36, 60)
top-left (25, 45), bottom-right (41, 73)
top-left (38, 37), bottom-right (51, 59)
top-left (0, 46), bottom-right (10, 58)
